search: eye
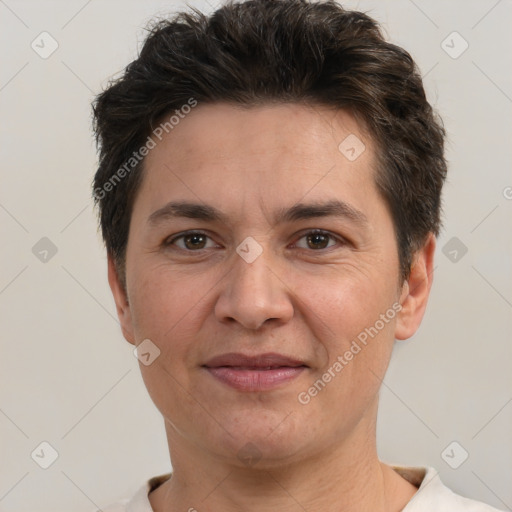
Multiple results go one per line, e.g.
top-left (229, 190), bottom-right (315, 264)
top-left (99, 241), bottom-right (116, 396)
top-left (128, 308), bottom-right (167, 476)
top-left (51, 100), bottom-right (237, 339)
top-left (165, 229), bottom-right (343, 252)
top-left (166, 231), bottom-right (218, 251)
top-left (294, 230), bottom-right (342, 250)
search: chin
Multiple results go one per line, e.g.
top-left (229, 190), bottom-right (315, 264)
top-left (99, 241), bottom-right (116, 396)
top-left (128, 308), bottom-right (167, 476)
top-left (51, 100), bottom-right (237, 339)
top-left (200, 407), bottom-right (312, 466)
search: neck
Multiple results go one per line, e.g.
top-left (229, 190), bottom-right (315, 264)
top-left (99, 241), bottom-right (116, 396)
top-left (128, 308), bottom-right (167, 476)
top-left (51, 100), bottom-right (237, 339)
top-left (150, 400), bottom-right (417, 512)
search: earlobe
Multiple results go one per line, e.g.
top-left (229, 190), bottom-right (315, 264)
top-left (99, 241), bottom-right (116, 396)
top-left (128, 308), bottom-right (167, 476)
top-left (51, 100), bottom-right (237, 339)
top-left (394, 233), bottom-right (436, 341)
top-left (107, 254), bottom-right (136, 345)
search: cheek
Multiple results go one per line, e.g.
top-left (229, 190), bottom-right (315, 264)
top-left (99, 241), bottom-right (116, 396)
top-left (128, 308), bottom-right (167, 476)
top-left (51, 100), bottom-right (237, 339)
top-left (295, 268), bottom-right (397, 400)
top-left (127, 261), bottom-right (228, 382)
top-left (128, 262), bottom-right (206, 339)
top-left (297, 265), bottom-right (396, 342)
top-left (127, 267), bottom-right (212, 426)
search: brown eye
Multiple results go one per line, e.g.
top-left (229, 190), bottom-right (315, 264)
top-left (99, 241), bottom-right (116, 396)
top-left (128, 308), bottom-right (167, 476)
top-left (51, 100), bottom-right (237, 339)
top-left (183, 233), bottom-right (207, 250)
top-left (295, 230), bottom-right (338, 250)
top-left (306, 232), bottom-right (330, 249)
top-left (167, 231), bottom-right (217, 251)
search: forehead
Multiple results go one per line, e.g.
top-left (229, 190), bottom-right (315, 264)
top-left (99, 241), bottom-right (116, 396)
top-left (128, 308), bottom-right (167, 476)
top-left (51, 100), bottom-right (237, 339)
top-left (146, 102), bottom-right (371, 166)
top-left (144, 103), bottom-right (374, 179)
top-left (135, 102), bottom-right (380, 221)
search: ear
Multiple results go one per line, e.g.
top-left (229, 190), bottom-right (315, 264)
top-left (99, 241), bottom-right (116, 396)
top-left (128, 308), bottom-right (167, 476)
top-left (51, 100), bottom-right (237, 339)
top-left (107, 253), bottom-right (136, 345)
top-left (395, 233), bottom-right (436, 341)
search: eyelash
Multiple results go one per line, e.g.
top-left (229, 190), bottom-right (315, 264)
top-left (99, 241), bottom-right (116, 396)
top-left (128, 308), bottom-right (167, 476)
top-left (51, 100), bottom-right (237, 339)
top-left (164, 229), bottom-right (346, 252)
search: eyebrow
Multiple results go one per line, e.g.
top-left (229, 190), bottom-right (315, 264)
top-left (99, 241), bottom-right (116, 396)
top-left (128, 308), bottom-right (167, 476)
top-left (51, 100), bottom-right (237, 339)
top-left (147, 199), bottom-right (368, 228)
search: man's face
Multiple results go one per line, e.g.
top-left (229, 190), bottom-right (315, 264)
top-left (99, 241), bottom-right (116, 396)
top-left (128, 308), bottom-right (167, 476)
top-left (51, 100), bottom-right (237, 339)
top-left (112, 103), bottom-right (426, 466)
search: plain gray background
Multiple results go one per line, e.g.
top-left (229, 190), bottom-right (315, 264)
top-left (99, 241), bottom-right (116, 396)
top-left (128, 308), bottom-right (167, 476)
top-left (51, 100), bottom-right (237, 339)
top-left (1, 0), bottom-right (511, 510)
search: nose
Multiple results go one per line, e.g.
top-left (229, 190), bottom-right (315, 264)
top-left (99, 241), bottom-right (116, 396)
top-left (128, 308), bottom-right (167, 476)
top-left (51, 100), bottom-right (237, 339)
top-left (214, 244), bottom-right (294, 330)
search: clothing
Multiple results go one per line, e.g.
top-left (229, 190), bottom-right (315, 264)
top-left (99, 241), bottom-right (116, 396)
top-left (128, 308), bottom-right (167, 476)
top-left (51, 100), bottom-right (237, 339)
top-left (98, 466), bottom-right (505, 511)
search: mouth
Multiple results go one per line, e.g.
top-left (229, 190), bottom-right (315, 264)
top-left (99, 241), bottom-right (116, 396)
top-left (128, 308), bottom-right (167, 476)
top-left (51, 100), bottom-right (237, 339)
top-left (202, 352), bottom-right (308, 392)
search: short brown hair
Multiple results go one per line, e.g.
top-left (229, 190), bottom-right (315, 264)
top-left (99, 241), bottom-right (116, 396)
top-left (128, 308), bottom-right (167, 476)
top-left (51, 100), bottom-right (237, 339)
top-left (92, 0), bottom-right (447, 285)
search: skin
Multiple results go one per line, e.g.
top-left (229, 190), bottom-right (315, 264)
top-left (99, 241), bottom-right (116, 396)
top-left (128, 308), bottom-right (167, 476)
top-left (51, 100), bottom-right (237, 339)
top-left (109, 102), bottom-right (435, 512)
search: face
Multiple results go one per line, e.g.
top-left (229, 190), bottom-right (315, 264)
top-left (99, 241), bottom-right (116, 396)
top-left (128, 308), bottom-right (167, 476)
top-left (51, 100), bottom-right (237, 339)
top-left (109, 102), bottom-right (434, 467)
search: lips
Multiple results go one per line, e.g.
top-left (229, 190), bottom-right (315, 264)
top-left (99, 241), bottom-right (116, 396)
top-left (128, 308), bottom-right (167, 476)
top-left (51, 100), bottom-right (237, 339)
top-left (204, 352), bottom-right (306, 369)
top-left (203, 352), bottom-right (307, 391)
